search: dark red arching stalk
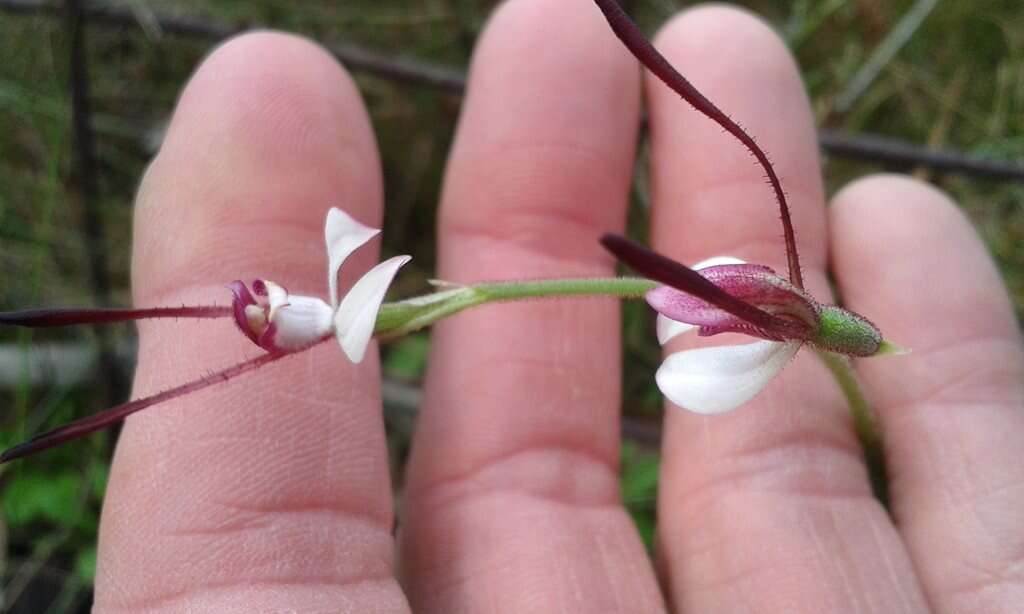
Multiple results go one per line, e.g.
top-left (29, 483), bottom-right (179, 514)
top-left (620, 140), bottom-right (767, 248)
top-left (592, 0), bottom-right (804, 289)
top-left (0, 306), bottom-right (232, 328)
top-left (0, 349), bottom-right (292, 463)
top-left (601, 234), bottom-right (812, 339)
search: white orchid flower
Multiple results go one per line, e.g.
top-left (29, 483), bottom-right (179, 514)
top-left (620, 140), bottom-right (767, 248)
top-left (229, 207), bottom-right (409, 363)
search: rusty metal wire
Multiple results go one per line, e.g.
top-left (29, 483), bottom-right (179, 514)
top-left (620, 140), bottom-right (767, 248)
top-left (4, 0), bottom-right (1023, 182)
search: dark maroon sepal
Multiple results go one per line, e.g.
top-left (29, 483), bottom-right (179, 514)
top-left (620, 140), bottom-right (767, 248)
top-left (591, 0), bottom-right (803, 289)
top-left (0, 350), bottom-right (293, 463)
top-left (0, 306), bottom-right (231, 328)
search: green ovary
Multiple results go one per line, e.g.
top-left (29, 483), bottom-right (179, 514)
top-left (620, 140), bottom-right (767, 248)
top-left (812, 304), bottom-right (883, 357)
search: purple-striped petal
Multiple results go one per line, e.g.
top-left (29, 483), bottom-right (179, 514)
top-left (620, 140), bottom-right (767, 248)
top-left (655, 256), bottom-right (747, 345)
top-left (646, 264), bottom-right (818, 341)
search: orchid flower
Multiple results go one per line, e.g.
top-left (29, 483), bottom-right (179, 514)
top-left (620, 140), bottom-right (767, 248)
top-left (590, 0), bottom-right (899, 416)
top-left (228, 207), bottom-right (409, 362)
top-left (0, 207), bottom-right (408, 462)
top-left (653, 256), bottom-right (804, 414)
top-left (601, 236), bottom-right (893, 415)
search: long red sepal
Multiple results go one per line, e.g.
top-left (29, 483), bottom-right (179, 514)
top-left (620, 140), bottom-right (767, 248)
top-left (0, 350), bottom-right (290, 463)
top-left (591, 0), bottom-right (804, 289)
top-left (0, 306), bottom-right (231, 328)
top-left (601, 234), bottom-right (811, 339)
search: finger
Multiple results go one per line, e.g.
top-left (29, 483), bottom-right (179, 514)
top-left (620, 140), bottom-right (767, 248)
top-left (95, 33), bottom-right (409, 613)
top-left (830, 175), bottom-right (1024, 613)
top-left (398, 0), bottom-right (664, 611)
top-left (646, 7), bottom-right (928, 612)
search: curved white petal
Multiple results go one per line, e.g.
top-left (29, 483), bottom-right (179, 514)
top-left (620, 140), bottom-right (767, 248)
top-left (692, 255), bottom-right (746, 269)
top-left (656, 314), bottom-right (695, 345)
top-left (656, 340), bottom-right (800, 415)
top-left (325, 207), bottom-right (380, 308)
top-left (334, 255), bottom-right (411, 363)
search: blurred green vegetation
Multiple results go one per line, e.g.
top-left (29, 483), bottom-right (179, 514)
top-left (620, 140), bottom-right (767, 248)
top-left (0, 0), bottom-right (1022, 610)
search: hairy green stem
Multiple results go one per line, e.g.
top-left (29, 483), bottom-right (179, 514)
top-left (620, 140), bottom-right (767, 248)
top-left (816, 349), bottom-right (888, 505)
top-left (374, 277), bottom-right (656, 339)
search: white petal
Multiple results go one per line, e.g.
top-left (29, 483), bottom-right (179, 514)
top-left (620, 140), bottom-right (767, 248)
top-left (270, 295), bottom-right (334, 351)
top-left (656, 314), bottom-right (695, 345)
top-left (325, 207), bottom-right (380, 308)
top-left (692, 255), bottom-right (745, 269)
top-left (656, 340), bottom-right (800, 415)
top-left (261, 281), bottom-right (290, 320)
top-left (334, 255), bottom-right (411, 364)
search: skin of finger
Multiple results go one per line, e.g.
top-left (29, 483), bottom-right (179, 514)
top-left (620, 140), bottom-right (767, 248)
top-left (397, 1), bottom-right (665, 612)
top-left (647, 7), bottom-right (929, 613)
top-left (830, 175), bottom-right (1024, 614)
top-left (94, 33), bottom-right (409, 614)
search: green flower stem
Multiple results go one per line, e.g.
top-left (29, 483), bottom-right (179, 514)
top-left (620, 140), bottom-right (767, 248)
top-left (815, 349), bottom-right (888, 505)
top-left (374, 277), bottom-right (657, 339)
top-left (372, 275), bottom-right (887, 503)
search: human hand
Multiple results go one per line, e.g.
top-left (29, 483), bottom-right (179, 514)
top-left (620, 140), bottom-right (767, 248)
top-left (94, 1), bottom-right (1024, 612)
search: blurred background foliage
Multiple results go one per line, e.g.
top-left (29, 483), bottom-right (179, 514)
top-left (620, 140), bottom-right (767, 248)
top-left (0, 0), bottom-right (1021, 610)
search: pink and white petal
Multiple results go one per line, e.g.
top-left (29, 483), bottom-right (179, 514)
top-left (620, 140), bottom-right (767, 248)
top-left (325, 207), bottom-right (381, 308)
top-left (654, 257), bottom-right (747, 345)
top-left (647, 264), bottom-right (816, 331)
top-left (657, 313), bottom-right (695, 345)
top-left (648, 285), bottom-right (738, 329)
top-left (334, 255), bottom-right (411, 363)
top-left (656, 340), bottom-right (800, 415)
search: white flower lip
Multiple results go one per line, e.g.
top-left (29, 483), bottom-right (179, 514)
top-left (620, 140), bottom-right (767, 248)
top-left (267, 294), bottom-right (334, 352)
top-left (656, 340), bottom-right (800, 414)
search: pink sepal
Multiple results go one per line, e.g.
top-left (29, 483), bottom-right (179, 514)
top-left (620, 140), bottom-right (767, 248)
top-left (647, 264), bottom-right (818, 341)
